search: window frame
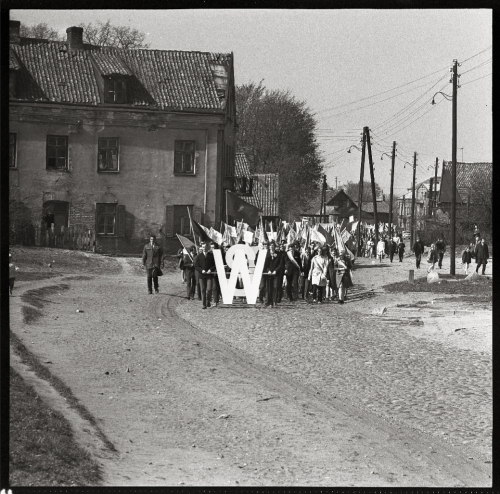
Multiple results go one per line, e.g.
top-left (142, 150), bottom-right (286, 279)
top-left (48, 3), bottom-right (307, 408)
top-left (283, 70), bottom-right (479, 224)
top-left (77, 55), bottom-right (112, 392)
top-left (104, 77), bottom-right (127, 104)
top-left (97, 137), bottom-right (120, 173)
top-left (9, 133), bottom-right (17, 169)
top-left (96, 203), bottom-right (117, 236)
top-left (174, 140), bottom-right (196, 175)
top-left (46, 135), bottom-right (68, 171)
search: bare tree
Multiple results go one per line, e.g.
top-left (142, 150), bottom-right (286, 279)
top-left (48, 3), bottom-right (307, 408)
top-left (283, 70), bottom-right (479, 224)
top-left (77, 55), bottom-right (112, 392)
top-left (20, 23), bottom-right (63, 41)
top-left (78, 20), bottom-right (150, 49)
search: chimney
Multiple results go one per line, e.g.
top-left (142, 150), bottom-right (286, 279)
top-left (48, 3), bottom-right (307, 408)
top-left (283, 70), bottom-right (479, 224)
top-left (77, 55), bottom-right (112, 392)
top-left (10, 20), bottom-right (20, 44)
top-left (66, 26), bottom-right (84, 50)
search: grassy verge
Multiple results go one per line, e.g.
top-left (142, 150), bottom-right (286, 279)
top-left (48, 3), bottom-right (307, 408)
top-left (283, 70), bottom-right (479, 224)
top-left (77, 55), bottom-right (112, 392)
top-left (10, 367), bottom-right (103, 486)
top-left (10, 332), bottom-right (116, 455)
top-left (383, 273), bottom-right (492, 303)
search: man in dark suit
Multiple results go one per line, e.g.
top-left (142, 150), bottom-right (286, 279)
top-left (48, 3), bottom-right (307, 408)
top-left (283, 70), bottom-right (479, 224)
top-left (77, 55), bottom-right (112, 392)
top-left (256, 240), bottom-right (270, 303)
top-left (435, 237), bottom-right (446, 269)
top-left (142, 234), bottom-right (164, 294)
top-left (413, 236), bottom-right (425, 269)
top-left (475, 238), bottom-right (489, 275)
top-left (285, 241), bottom-right (302, 302)
top-left (276, 240), bottom-right (287, 303)
top-left (264, 241), bottom-right (283, 308)
top-left (194, 242), bottom-right (216, 309)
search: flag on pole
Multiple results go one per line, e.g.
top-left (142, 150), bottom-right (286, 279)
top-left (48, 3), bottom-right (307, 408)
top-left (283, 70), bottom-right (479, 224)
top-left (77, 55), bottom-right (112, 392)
top-left (189, 216), bottom-right (212, 244)
top-left (226, 190), bottom-right (261, 225)
top-left (317, 223), bottom-right (334, 246)
top-left (176, 234), bottom-right (196, 260)
top-left (209, 227), bottom-right (223, 246)
top-left (310, 226), bottom-right (326, 244)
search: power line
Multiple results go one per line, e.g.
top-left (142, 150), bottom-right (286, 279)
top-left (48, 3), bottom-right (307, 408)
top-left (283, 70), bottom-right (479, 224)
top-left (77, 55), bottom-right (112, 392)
top-left (319, 76), bottom-right (450, 121)
top-left (460, 58), bottom-right (492, 76)
top-left (315, 64), bottom-right (450, 115)
top-left (460, 45), bottom-right (492, 64)
top-left (460, 72), bottom-right (492, 86)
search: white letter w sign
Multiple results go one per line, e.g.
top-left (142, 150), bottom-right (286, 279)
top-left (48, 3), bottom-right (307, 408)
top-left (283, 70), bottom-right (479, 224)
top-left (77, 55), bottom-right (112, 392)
top-left (213, 244), bottom-right (266, 305)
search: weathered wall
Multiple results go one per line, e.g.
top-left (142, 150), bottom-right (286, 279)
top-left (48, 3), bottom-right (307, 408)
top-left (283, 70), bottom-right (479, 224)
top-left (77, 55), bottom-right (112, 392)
top-left (10, 104), bottom-right (223, 253)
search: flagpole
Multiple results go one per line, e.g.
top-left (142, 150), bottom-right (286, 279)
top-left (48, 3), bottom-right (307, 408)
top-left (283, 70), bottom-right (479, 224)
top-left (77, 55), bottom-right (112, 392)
top-left (225, 190), bottom-right (229, 227)
top-left (187, 206), bottom-right (198, 250)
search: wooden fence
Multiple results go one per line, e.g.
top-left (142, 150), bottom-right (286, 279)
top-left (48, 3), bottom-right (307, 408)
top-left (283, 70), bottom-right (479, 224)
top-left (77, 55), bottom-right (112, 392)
top-left (33, 224), bottom-right (97, 251)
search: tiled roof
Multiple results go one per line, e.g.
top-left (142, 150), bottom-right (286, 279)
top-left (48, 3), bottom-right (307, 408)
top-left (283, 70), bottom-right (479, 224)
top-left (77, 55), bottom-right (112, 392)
top-left (439, 161), bottom-right (492, 203)
top-left (358, 201), bottom-right (390, 214)
top-left (9, 50), bottom-right (20, 70)
top-left (10, 38), bottom-right (230, 110)
top-left (234, 152), bottom-right (279, 215)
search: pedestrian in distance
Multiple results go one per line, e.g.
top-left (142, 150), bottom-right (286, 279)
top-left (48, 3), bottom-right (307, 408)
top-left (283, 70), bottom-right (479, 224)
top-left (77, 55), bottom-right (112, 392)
top-left (183, 246), bottom-right (197, 299)
top-left (389, 238), bottom-right (397, 263)
top-left (193, 246), bottom-right (203, 301)
top-left (413, 236), bottom-right (425, 269)
top-left (177, 248), bottom-right (186, 282)
top-left (9, 251), bottom-right (18, 295)
top-left (141, 235), bottom-right (164, 294)
top-left (366, 237), bottom-right (374, 258)
top-left (474, 238), bottom-right (489, 275)
top-left (327, 247), bottom-right (339, 301)
top-left (256, 240), bottom-right (270, 303)
top-left (336, 252), bottom-right (353, 304)
top-left (461, 245), bottom-right (472, 275)
top-left (397, 240), bottom-right (405, 262)
top-left (435, 237), bottom-right (446, 269)
top-left (194, 242), bottom-right (216, 309)
top-left (427, 243), bottom-right (438, 271)
top-left (209, 242), bottom-right (221, 306)
top-left (275, 241), bottom-right (287, 303)
top-left (309, 245), bottom-right (329, 303)
top-left (263, 241), bottom-right (282, 308)
top-left (376, 238), bottom-right (385, 263)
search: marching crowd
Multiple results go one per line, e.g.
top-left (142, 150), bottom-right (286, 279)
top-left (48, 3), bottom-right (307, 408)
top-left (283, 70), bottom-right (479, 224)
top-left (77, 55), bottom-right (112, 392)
top-left (176, 239), bottom-right (354, 309)
top-left (139, 229), bottom-right (490, 306)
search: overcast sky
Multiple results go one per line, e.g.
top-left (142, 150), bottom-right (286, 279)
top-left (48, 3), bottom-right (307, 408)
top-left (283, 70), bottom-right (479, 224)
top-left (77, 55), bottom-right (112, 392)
top-left (11, 9), bottom-right (492, 198)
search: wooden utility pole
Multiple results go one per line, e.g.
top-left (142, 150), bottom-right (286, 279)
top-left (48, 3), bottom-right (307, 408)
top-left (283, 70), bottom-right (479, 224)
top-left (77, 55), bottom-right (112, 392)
top-left (450, 59), bottom-right (458, 275)
top-left (433, 157), bottom-right (439, 213)
top-left (365, 128), bottom-right (379, 244)
top-left (388, 141), bottom-right (396, 236)
top-left (356, 130), bottom-right (367, 256)
top-left (410, 152), bottom-right (417, 249)
top-left (335, 177), bottom-right (338, 190)
top-left (429, 177), bottom-right (434, 218)
top-left (321, 174), bottom-right (327, 223)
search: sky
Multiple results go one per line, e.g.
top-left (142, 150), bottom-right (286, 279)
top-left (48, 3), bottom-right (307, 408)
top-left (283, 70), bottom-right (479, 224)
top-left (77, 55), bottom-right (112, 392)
top-left (11, 9), bottom-right (492, 199)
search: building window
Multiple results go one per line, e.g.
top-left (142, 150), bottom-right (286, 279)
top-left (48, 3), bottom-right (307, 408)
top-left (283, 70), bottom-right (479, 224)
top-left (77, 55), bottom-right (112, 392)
top-left (96, 203), bottom-right (116, 235)
top-left (46, 135), bottom-right (68, 170)
top-left (9, 133), bottom-right (16, 168)
top-left (98, 138), bottom-right (119, 171)
top-left (174, 141), bottom-right (195, 174)
top-left (104, 77), bottom-right (126, 104)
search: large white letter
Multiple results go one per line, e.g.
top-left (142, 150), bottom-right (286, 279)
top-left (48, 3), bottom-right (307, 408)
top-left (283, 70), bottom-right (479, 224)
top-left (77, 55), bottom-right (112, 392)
top-left (214, 244), bottom-right (266, 305)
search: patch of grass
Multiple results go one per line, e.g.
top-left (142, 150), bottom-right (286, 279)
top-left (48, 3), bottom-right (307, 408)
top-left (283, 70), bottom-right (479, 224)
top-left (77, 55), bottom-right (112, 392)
top-left (10, 332), bottom-right (116, 455)
top-left (22, 306), bottom-right (43, 325)
top-left (383, 275), bottom-right (492, 302)
top-left (10, 367), bottom-right (103, 486)
top-left (21, 284), bottom-right (70, 310)
top-left (10, 246), bottom-right (123, 277)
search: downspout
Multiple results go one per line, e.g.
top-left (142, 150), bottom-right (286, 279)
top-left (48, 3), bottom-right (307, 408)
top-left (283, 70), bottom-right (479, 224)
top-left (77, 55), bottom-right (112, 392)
top-left (204, 128), bottom-right (208, 214)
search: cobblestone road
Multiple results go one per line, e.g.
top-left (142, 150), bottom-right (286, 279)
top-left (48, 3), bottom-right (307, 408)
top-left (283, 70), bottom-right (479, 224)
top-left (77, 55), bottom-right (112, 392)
top-left (177, 256), bottom-right (492, 461)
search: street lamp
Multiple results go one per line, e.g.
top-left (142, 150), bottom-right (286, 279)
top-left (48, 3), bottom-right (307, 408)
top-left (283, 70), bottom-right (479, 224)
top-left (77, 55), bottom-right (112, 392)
top-left (380, 152), bottom-right (391, 161)
top-left (347, 145), bottom-right (362, 153)
top-left (431, 91), bottom-right (452, 105)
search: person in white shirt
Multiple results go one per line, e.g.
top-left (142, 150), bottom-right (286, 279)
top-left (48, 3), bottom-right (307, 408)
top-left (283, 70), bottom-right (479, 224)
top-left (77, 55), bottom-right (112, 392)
top-left (377, 238), bottom-right (386, 262)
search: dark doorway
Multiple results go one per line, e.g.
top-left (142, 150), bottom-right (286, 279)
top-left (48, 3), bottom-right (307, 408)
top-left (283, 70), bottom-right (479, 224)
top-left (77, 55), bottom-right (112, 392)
top-left (43, 201), bottom-right (69, 233)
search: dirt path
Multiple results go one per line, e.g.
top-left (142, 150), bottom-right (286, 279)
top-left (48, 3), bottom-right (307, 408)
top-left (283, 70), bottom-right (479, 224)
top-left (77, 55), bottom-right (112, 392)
top-left (10, 255), bottom-right (491, 486)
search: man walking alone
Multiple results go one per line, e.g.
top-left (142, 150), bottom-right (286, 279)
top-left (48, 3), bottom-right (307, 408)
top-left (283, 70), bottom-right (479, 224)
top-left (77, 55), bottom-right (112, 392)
top-left (142, 235), bottom-right (164, 294)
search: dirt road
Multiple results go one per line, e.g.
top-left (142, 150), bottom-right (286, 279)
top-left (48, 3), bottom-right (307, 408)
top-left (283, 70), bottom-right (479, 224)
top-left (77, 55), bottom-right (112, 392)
top-left (10, 252), bottom-right (492, 486)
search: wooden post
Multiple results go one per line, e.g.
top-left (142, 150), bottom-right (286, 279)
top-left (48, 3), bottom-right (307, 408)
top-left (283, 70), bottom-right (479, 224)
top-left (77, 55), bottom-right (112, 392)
top-left (365, 128), bottom-right (379, 245)
top-left (356, 129), bottom-right (367, 256)
top-left (389, 141), bottom-right (396, 236)
top-left (433, 157), bottom-right (439, 214)
top-left (410, 152), bottom-right (417, 250)
top-left (409, 269), bottom-right (414, 283)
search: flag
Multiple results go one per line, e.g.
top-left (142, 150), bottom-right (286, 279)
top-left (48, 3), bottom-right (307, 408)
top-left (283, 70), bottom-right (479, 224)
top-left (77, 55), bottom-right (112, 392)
top-left (287, 228), bottom-right (296, 245)
top-left (226, 190), bottom-right (261, 225)
top-left (191, 218), bottom-right (212, 243)
top-left (209, 227), bottom-right (223, 246)
top-left (310, 227), bottom-right (326, 244)
top-left (267, 232), bottom-right (277, 242)
top-left (317, 223), bottom-right (334, 246)
top-left (221, 222), bottom-right (236, 246)
top-left (176, 234), bottom-right (196, 260)
top-left (243, 231), bottom-right (254, 244)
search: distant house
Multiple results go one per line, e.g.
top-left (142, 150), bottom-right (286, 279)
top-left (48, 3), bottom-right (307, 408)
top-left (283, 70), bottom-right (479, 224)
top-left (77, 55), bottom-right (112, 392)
top-left (354, 198), bottom-right (391, 225)
top-left (301, 188), bottom-right (357, 223)
top-left (234, 152), bottom-right (279, 225)
top-left (437, 161), bottom-right (492, 215)
top-left (396, 177), bottom-right (441, 231)
top-left (9, 20), bottom-right (237, 253)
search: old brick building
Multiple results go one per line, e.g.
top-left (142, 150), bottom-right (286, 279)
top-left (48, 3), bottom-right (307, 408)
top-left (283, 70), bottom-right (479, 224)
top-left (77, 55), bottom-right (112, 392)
top-left (9, 21), bottom-right (237, 253)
